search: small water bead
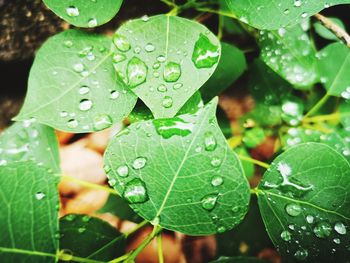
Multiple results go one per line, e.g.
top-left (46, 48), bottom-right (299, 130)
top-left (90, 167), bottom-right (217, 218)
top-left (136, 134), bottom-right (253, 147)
top-left (117, 165), bottom-right (129, 177)
top-left (285, 203), bottom-right (302, 217)
top-left (192, 33), bottom-right (220, 69)
top-left (65, 214), bottom-right (76, 222)
top-left (35, 192), bottom-right (45, 200)
top-left (157, 55), bottom-right (166, 63)
top-left (157, 84), bottom-right (167, 92)
top-left (109, 178), bottom-right (117, 186)
top-left (134, 46), bottom-right (141, 54)
top-left (93, 114), bottom-right (112, 131)
top-left (210, 157), bottom-right (221, 167)
top-left (132, 157), bottom-right (147, 169)
top-left (113, 34), bottom-right (131, 52)
top-left (294, 0), bottom-right (302, 7)
top-left (334, 222), bottom-right (347, 235)
top-left (141, 15), bottom-right (149, 22)
top-left (173, 83), bottom-right (183, 90)
top-left (79, 99), bottom-right (93, 111)
top-left (60, 249), bottom-right (74, 261)
top-left (113, 53), bottom-right (126, 63)
top-left (103, 165), bottom-right (111, 174)
top-left (281, 230), bottom-right (292, 241)
top-left (87, 18), bottom-right (97, 27)
top-left (144, 43), bottom-right (155, 52)
top-left (306, 215), bottom-right (314, 224)
top-left (334, 238), bottom-right (341, 244)
top-left (204, 132), bottom-right (217, 151)
top-left (313, 221), bottom-right (332, 238)
top-left (64, 40), bottom-right (73, 48)
top-left (211, 176), bottom-right (223, 186)
top-left (294, 248), bottom-right (308, 261)
top-left (163, 62), bottom-right (181, 82)
top-left (79, 86), bottom-right (90, 95)
top-left (66, 6), bottom-right (79, 17)
top-left (162, 96), bottom-right (173, 108)
top-left (60, 111), bottom-right (68, 117)
top-left (67, 119), bottom-right (78, 129)
top-left (123, 178), bottom-right (148, 203)
top-left (201, 193), bottom-right (218, 211)
top-left (217, 226), bottom-right (226, 233)
top-left (78, 227), bottom-right (86, 233)
top-left (110, 90), bottom-right (120, 99)
top-left (301, 12), bottom-right (308, 18)
top-left (284, 9), bottom-right (290, 15)
top-left (127, 57), bottom-right (148, 88)
top-left (153, 63), bottom-right (160, 69)
top-left (73, 63), bottom-right (84, 73)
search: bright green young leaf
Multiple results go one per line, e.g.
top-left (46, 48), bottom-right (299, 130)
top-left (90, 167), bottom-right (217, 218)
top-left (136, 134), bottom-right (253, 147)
top-left (0, 161), bottom-right (59, 262)
top-left (234, 147), bottom-right (254, 179)
top-left (104, 98), bottom-right (250, 235)
top-left (224, 0), bottom-right (350, 30)
top-left (15, 29), bottom-right (137, 133)
top-left (200, 42), bottom-right (246, 102)
top-left (257, 143), bottom-right (350, 262)
top-left (211, 256), bottom-right (268, 263)
top-left (339, 99), bottom-right (350, 129)
top-left (259, 24), bottom-right (318, 89)
top-left (43, 0), bottom-right (123, 28)
top-left (314, 17), bottom-right (345, 40)
top-left (318, 42), bottom-right (350, 97)
top-left (0, 120), bottom-right (60, 173)
top-left (112, 14), bottom-right (221, 118)
top-left (242, 127), bottom-right (265, 148)
top-left (60, 214), bottom-right (125, 261)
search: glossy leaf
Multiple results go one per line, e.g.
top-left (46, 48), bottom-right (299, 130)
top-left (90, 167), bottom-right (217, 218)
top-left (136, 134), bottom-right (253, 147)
top-left (15, 29), bottom-right (137, 133)
top-left (318, 42), bottom-right (350, 97)
top-left (104, 98), bottom-right (250, 235)
top-left (60, 214), bottom-right (125, 260)
top-left (235, 147), bottom-right (254, 179)
top-left (224, 0), bottom-right (350, 30)
top-left (339, 99), bottom-right (350, 129)
top-left (259, 24), bottom-right (318, 89)
top-left (0, 161), bottom-right (59, 262)
top-left (258, 143), bottom-right (350, 262)
top-left (314, 17), bottom-right (345, 40)
top-left (211, 256), bottom-right (268, 263)
top-left (43, 0), bottom-right (123, 28)
top-left (200, 42), bottom-right (246, 102)
top-left (112, 14), bottom-right (221, 118)
top-left (0, 120), bottom-right (60, 173)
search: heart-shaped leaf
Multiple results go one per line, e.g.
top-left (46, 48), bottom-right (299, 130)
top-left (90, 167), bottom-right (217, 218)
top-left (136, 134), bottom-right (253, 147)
top-left (104, 98), bottom-right (250, 235)
top-left (15, 29), bottom-right (137, 133)
top-left (43, 0), bottom-right (123, 28)
top-left (112, 14), bottom-right (221, 118)
top-left (257, 143), bottom-right (350, 262)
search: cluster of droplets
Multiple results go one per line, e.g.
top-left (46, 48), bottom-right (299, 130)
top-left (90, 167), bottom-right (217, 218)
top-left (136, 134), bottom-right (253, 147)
top-left (281, 100), bottom-right (304, 126)
top-left (65, 5), bottom-right (98, 27)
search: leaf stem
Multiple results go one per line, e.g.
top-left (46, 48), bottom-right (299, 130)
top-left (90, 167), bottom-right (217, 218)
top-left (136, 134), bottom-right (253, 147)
top-left (196, 7), bottom-right (237, 19)
top-left (303, 112), bottom-right (340, 124)
top-left (314, 13), bottom-right (350, 48)
top-left (60, 175), bottom-right (119, 196)
top-left (303, 93), bottom-right (331, 118)
top-left (237, 154), bottom-right (270, 169)
top-left (157, 233), bottom-right (164, 263)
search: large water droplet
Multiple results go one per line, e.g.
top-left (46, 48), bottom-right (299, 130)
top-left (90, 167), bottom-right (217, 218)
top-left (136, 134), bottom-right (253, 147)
top-left (93, 114), bottom-right (112, 131)
top-left (117, 165), bottom-right (129, 177)
top-left (153, 117), bottom-right (194, 139)
top-left (201, 193), bottom-right (218, 211)
top-left (132, 157), bottom-right (147, 169)
top-left (113, 34), bottom-right (131, 52)
top-left (163, 62), bottom-right (181, 82)
top-left (66, 6), bottom-right (79, 17)
top-left (281, 230), bottom-right (292, 241)
top-left (127, 57), bottom-right (148, 88)
top-left (162, 96), bottom-right (173, 108)
top-left (204, 132), bottom-right (217, 151)
top-left (123, 178), bottom-right (148, 203)
top-left (294, 248), bottom-right (308, 261)
top-left (192, 33), bottom-right (219, 68)
top-left (334, 222), bottom-right (347, 235)
top-left (313, 221), bottom-right (332, 238)
top-left (79, 99), bottom-right (93, 111)
top-left (285, 203), bottom-right (302, 216)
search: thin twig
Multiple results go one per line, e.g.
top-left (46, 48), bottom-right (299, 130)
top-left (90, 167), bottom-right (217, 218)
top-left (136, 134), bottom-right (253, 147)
top-left (314, 13), bottom-right (350, 48)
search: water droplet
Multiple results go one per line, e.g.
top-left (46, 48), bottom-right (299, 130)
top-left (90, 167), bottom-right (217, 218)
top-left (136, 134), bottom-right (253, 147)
top-left (285, 203), bottom-right (302, 217)
top-left (67, 119), bottom-right (78, 129)
top-left (78, 227), bottom-right (86, 233)
top-left (211, 176), bottom-right (223, 186)
top-left (79, 99), bottom-right (93, 111)
top-left (163, 62), bottom-right (181, 82)
top-left (113, 53), bottom-right (126, 63)
top-left (301, 12), bottom-right (308, 18)
top-left (313, 221), bottom-right (332, 238)
top-left (192, 33), bottom-right (219, 68)
top-left (306, 215), bottom-right (314, 224)
top-left (204, 132), bottom-right (217, 151)
top-left (153, 117), bottom-right (194, 139)
top-left (334, 222), bottom-right (347, 235)
top-left (201, 193), bottom-right (218, 211)
top-left (132, 157), bottom-right (147, 169)
top-left (153, 63), bottom-right (160, 69)
top-left (93, 114), bottom-right (112, 131)
top-left (281, 230), bottom-right (292, 241)
top-left (64, 40), bottom-right (73, 48)
top-left (217, 226), bottom-right (226, 233)
top-left (113, 34), bottom-right (131, 52)
top-left (141, 15), bottom-right (149, 22)
top-left (123, 178), bottom-right (148, 203)
top-left (117, 165), bottom-right (129, 177)
top-left (109, 178), bottom-right (117, 186)
top-left (82, 215), bottom-right (91, 222)
top-left (103, 165), bottom-right (111, 174)
top-left (73, 63), bottom-right (84, 73)
top-left (162, 96), bottom-right (173, 108)
top-left (35, 192), bottom-right (45, 200)
top-left (145, 43), bottom-right (155, 52)
top-left (173, 83), bottom-right (183, 90)
top-left (110, 90), bottom-right (120, 100)
top-left (65, 214), bottom-right (76, 221)
top-left (157, 84), bottom-right (167, 92)
top-left (60, 249), bottom-right (74, 261)
top-left (134, 46), bottom-right (141, 54)
top-left (294, 248), bottom-right (308, 261)
top-left (157, 55), bottom-right (166, 63)
top-left (210, 157), bottom-right (221, 167)
top-left (294, 0), bottom-right (302, 7)
top-left (79, 86), bottom-right (90, 95)
top-left (87, 18), bottom-right (97, 27)
top-left (127, 57), bottom-right (148, 88)
top-left (66, 6), bottom-right (79, 17)
top-left (333, 238), bottom-right (341, 244)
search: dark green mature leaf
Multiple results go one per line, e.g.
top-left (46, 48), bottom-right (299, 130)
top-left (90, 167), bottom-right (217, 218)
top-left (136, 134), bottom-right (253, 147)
top-left (0, 120), bottom-right (60, 173)
top-left (224, 0), bottom-right (350, 30)
top-left (0, 161), bottom-right (59, 262)
top-left (43, 0), bottom-right (123, 28)
top-left (98, 194), bottom-right (143, 223)
top-left (112, 14), bottom-right (221, 118)
top-left (259, 24), bottom-right (318, 89)
top-left (104, 98), bottom-right (250, 235)
top-left (211, 256), bottom-right (268, 263)
top-left (60, 214), bottom-right (125, 261)
top-left (200, 42), bottom-right (246, 102)
top-left (318, 42), bottom-right (350, 97)
top-left (314, 17), bottom-right (345, 40)
top-left (15, 29), bottom-right (137, 133)
top-left (258, 143), bottom-right (350, 262)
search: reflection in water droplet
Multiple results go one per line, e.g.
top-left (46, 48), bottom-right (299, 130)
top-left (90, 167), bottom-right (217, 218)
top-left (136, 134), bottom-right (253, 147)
top-left (113, 34), bottom-right (131, 52)
top-left (117, 165), bottom-right (129, 177)
top-left (294, 248), bottom-right (308, 261)
top-left (163, 62), bottom-right (181, 82)
top-left (93, 114), bottom-right (112, 131)
top-left (204, 132), bottom-right (217, 151)
top-left (123, 178), bottom-right (148, 203)
top-left (127, 57), bottom-right (148, 88)
top-left (132, 157), bottom-right (147, 169)
top-left (313, 221), bottom-right (332, 238)
top-left (281, 230), bottom-right (292, 241)
top-left (201, 193), bottom-right (218, 211)
top-left (66, 6), bottom-right (79, 17)
top-left (192, 33), bottom-right (220, 68)
top-left (79, 99), bottom-right (93, 111)
top-left (334, 222), bottom-right (347, 235)
top-left (153, 117), bottom-right (194, 139)
top-left (162, 96), bottom-right (173, 108)
top-left (285, 203), bottom-right (302, 217)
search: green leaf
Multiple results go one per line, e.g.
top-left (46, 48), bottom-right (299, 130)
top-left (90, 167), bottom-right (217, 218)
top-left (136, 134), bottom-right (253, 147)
top-left (0, 161), bottom-right (59, 262)
top-left (104, 98), bottom-right (250, 235)
top-left (0, 120), bottom-right (60, 173)
top-left (242, 127), bottom-right (265, 148)
top-left (112, 14), bottom-right (221, 118)
top-left (211, 256), bottom-right (268, 263)
top-left (259, 24), bottom-right (318, 88)
top-left (97, 194), bottom-right (143, 223)
top-left (224, 0), bottom-right (350, 30)
top-left (339, 99), bottom-right (350, 129)
top-left (43, 0), bottom-right (123, 28)
top-left (235, 147), bottom-right (254, 179)
top-left (314, 17), bottom-right (345, 40)
top-left (60, 214), bottom-right (125, 261)
top-left (200, 42), bottom-right (246, 102)
top-left (318, 42), bottom-right (350, 97)
top-left (257, 143), bottom-right (350, 262)
top-left (15, 29), bottom-right (137, 133)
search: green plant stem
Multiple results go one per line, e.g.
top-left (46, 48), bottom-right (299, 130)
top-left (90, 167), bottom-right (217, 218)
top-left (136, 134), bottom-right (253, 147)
top-left (157, 233), bottom-right (164, 263)
top-left (196, 7), bottom-right (237, 19)
top-left (303, 93), bottom-right (331, 118)
top-left (217, 14), bottom-right (224, 40)
top-left (237, 154), bottom-right (270, 169)
top-left (124, 220), bottom-right (148, 238)
top-left (160, 0), bottom-right (176, 7)
top-left (61, 175), bottom-right (119, 196)
top-left (303, 112), bottom-right (340, 123)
